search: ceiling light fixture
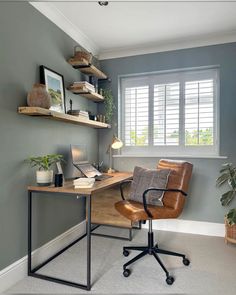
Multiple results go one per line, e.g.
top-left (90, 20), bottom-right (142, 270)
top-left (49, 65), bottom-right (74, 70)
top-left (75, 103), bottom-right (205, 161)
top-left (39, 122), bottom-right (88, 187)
top-left (98, 1), bottom-right (109, 6)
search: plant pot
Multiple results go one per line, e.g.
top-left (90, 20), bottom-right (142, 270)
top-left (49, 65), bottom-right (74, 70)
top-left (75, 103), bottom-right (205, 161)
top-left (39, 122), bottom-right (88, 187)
top-left (36, 170), bottom-right (53, 186)
top-left (224, 218), bottom-right (236, 244)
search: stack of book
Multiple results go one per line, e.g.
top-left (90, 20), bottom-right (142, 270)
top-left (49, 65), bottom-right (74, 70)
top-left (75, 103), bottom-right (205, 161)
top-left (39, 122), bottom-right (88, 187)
top-left (70, 81), bottom-right (95, 93)
top-left (78, 110), bottom-right (89, 119)
top-left (73, 177), bottom-right (95, 188)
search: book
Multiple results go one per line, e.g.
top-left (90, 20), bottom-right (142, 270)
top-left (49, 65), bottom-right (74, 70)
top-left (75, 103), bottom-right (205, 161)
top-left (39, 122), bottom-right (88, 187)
top-left (73, 177), bottom-right (95, 188)
top-left (74, 184), bottom-right (94, 188)
top-left (72, 81), bottom-right (95, 92)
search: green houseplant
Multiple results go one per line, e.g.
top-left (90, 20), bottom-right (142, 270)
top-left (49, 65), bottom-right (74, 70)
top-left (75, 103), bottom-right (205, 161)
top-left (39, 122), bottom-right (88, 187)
top-left (216, 163), bottom-right (236, 243)
top-left (103, 88), bottom-right (115, 124)
top-left (27, 154), bottom-right (63, 186)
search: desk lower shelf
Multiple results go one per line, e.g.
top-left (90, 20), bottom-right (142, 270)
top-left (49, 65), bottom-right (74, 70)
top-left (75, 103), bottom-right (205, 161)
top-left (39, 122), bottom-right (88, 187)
top-left (91, 186), bottom-right (132, 229)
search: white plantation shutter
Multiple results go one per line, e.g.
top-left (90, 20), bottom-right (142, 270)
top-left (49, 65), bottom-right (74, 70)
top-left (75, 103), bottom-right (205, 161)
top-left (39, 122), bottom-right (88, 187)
top-left (154, 83), bottom-right (180, 145)
top-left (124, 86), bottom-right (149, 146)
top-left (185, 79), bottom-right (214, 146)
top-left (120, 68), bottom-right (218, 156)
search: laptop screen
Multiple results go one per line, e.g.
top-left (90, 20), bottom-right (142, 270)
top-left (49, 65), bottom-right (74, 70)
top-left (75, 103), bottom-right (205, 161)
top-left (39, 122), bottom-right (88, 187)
top-left (71, 145), bottom-right (88, 165)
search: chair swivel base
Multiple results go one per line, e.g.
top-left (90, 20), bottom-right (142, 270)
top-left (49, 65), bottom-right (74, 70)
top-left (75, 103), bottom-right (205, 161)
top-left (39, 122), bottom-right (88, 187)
top-left (122, 232), bottom-right (190, 285)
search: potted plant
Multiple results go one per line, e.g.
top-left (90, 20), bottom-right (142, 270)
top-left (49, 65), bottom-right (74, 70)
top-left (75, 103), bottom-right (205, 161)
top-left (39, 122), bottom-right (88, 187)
top-left (216, 163), bottom-right (236, 244)
top-left (27, 154), bottom-right (63, 186)
top-left (103, 88), bottom-right (115, 124)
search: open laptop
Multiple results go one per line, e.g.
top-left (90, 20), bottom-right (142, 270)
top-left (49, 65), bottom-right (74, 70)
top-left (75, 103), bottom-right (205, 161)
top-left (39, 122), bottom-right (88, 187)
top-left (71, 144), bottom-right (112, 181)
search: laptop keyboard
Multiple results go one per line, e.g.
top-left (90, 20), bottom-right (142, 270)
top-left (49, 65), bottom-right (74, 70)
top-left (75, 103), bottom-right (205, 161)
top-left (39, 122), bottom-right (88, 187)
top-left (95, 174), bottom-right (113, 181)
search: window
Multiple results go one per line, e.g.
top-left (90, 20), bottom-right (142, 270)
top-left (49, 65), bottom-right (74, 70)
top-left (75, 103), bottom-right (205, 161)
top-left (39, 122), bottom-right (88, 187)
top-left (120, 68), bottom-right (219, 156)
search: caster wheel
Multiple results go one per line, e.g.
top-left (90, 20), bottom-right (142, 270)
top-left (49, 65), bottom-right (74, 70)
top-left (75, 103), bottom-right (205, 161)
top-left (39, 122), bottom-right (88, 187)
top-left (123, 250), bottom-right (129, 257)
top-left (123, 269), bottom-right (131, 277)
top-left (183, 258), bottom-right (190, 266)
top-left (166, 276), bottom-right (174, 285)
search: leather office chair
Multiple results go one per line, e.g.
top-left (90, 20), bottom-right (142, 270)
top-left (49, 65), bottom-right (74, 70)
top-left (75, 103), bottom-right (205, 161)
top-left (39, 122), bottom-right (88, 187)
top-left (115, 159), bottom-right (193, 285)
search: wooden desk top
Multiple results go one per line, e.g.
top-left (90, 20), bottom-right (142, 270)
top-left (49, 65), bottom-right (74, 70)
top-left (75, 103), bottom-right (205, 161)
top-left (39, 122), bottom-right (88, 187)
top-left (28, 172), bottom-right (132, 196)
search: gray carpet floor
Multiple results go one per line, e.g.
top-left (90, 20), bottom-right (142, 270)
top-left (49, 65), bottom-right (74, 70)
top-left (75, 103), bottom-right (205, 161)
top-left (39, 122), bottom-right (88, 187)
top-left (6, 227), bottom-right (236, 294)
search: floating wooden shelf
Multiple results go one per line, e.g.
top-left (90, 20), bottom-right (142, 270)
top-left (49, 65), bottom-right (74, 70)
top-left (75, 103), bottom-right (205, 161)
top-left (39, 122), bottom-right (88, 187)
top-left (18, 107), bottom-right (110, 129)
top-left (68, 86), bottom-right (104, 102)
top-left (68, 57), bottom-right (107, 80)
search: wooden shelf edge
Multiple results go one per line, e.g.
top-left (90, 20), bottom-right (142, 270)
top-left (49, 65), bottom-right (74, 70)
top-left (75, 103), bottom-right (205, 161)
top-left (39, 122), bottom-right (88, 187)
top-left (18, 107), bottom-right (111, 129)
top-left (68, 57), bottom-right (89, 67)
top-left (68, 57), bottom-right (107, 80)
top-left (68, 86), bottom-right (104, 102)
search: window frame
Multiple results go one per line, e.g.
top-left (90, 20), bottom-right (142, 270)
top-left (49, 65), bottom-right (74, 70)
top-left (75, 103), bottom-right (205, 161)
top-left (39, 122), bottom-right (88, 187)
top-left (119, 67), bottom-right (219, 157)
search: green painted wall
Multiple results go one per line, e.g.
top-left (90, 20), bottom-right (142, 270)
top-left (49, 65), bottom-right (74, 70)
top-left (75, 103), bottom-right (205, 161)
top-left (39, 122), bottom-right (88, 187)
top-left (0, 2), bottom-right (98, 270)
top-left (99, 43), bottom-right (236, 224)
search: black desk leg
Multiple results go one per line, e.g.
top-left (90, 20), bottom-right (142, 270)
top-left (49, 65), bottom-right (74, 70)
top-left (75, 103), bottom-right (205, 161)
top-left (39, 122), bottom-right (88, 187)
top-left (28, 191), bottom-right (32, 275)
top-left (86, 194), bottom-right (92, 290)
top-left (27, 191), bottom-right (91, 290)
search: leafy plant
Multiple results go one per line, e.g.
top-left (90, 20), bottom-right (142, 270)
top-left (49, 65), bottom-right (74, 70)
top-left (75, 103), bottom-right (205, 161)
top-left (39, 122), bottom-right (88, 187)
top-left (216, 163), bottom-right (236, 225)
top-left (26, 154), bottom-right (63, 171)
top-left (226, 209), bottom-right (236, 226)
top-left (103, 88), bottom-right (115, 124)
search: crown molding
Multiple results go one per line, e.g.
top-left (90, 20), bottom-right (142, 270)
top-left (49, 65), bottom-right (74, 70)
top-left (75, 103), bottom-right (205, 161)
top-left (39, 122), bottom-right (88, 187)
top-left (29, 2), bottom-right (236, 61)
top-left (29, 1), bottom-right (99, 55)
top-left (98, 31), bottom-right (236, 60)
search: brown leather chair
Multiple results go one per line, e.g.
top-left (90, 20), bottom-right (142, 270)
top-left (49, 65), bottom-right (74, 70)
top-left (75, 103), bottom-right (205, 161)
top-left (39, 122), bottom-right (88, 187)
top-left (115, 159), bottom-right (193, 285)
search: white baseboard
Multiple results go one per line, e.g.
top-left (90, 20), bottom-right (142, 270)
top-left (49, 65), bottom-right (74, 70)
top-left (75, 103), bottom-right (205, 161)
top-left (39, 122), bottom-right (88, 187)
top-left (143, 219), bottom-right (225, 237)
top-left (0, 221), bottom-right (86, 293)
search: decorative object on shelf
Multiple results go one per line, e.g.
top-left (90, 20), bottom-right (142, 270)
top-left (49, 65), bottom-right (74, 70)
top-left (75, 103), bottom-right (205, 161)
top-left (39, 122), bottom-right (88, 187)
top-left (103, 88), bottom-right (115, 124)
top-left (107, 136), bottom-right (123, 174)
top-left (69, 99), bottom-right (73, 113)
top-left (97, 114), bottom-right (106, 123)
top-left (67, 109), bottom-right (89, 119)
top-left (40, 65), bottom-right (66, 113)
top-left (74, 46), bottom-right (92, 64)
top-left (216, 163), bottom-right (236, 244)
top-left (88, 111), bottom-right (97, 121)
top-left (27, 83), bottom-right (51, 109)
top-left (26, 154), bottom-right (64, 186)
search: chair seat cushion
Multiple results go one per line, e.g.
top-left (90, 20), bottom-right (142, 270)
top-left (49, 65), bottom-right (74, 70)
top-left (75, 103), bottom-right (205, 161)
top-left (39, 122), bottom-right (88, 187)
top-left (129, 166), bottom-right (171, 206)
top-left (115, 200), bottom-right (178, 222)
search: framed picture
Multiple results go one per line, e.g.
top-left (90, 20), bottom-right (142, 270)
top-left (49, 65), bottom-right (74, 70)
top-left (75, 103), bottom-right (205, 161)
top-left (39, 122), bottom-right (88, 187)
top-left (40, 66), bottom-right (66, 113)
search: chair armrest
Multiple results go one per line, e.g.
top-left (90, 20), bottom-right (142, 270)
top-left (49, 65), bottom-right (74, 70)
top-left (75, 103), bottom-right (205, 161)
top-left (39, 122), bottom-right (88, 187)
top-left (142, 188), bottom-right (188, 218)
top-left (120, 179), bottom-right (133, 200)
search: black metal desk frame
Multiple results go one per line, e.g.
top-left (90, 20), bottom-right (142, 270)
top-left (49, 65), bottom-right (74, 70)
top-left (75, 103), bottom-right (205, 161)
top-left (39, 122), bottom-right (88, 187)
top-left (27, 173), bottom-right (133, 291)
top-left (28, 190), bottom-right (92, 291)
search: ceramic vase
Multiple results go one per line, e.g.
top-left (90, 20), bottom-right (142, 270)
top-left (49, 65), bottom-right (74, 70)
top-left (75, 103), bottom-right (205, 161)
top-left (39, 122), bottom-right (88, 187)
top-left (27, 83), bottom-right (51, 109)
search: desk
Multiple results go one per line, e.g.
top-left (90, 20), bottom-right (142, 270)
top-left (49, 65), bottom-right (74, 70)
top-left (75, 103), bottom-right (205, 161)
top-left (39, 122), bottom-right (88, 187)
top-left (27, 172), bottom-right (132, 290)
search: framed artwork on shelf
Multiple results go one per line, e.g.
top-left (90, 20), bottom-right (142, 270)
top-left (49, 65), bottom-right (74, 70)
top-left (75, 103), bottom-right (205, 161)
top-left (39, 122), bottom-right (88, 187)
top-left (40, 65), bottom-right (66, 113)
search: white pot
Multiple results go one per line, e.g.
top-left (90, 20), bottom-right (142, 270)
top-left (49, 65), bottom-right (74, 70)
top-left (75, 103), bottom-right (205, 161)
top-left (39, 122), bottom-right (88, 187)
top-left (36, 170), bottom-right (53, 186)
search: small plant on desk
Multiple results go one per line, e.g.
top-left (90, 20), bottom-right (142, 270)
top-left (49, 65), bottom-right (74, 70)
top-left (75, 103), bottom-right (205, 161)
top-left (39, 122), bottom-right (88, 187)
top-left (26, 154), bottom-right (63, 186)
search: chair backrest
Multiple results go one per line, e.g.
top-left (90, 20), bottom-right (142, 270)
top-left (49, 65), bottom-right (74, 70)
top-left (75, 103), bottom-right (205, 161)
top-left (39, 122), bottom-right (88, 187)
top-left (157, 159), bottom-right (193, 216)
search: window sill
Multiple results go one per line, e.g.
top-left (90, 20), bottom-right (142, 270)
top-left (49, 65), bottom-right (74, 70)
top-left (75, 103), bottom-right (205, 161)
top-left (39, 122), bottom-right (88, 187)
top-left (113, 154), bottom-right (228, 159)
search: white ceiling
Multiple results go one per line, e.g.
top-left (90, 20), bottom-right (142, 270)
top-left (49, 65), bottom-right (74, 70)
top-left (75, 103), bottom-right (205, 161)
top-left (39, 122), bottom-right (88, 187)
top-left (31, 1), bottom-right (236, 59)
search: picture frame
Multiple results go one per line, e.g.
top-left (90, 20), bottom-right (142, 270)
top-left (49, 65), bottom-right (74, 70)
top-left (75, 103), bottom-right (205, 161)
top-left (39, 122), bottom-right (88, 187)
top-left (40, 65), bottom-right (66, 113)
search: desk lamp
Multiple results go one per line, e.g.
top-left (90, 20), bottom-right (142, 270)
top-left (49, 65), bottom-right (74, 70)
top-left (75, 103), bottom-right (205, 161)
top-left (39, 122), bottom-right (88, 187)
top-left (107, 136), bottom-right (123, 173)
